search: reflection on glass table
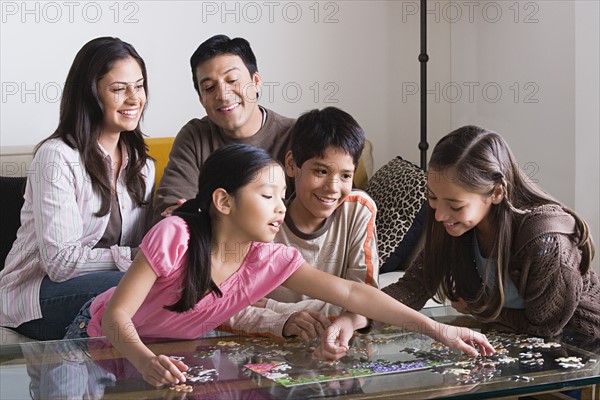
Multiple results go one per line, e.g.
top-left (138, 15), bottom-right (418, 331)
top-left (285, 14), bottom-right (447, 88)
top-left (0, 307), bottom-right (598, 400)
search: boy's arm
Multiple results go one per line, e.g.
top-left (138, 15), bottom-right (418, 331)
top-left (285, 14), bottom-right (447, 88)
top-left (219, 306), bottom-right (298, 338)
top-left (344, 192), bottom-right (379, 289)
top-left (264, 299), bottom-right (370, 331)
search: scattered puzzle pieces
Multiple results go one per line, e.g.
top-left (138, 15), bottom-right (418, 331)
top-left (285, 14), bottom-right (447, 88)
top-left (216, 340), bottom-right (240, 347)
top-left (555, 356), bottom-right (584, 369)
top-left (166, 330), bottom-right (596, 389)
top-left (170, 384), bottom-right (193, 392)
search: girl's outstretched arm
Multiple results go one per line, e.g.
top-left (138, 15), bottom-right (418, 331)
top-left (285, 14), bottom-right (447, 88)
top-left (282, 263), bottom-right (494, 357)
top-left (101, 252), bottom-right (188, 386)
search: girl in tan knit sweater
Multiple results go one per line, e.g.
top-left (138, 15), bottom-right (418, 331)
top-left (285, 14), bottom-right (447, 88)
top-left (321, 125), bottom-right (598, 359)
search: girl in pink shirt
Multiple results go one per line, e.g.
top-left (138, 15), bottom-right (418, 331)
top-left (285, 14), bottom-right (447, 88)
top-left (65, 144), bottom-right (494, 387)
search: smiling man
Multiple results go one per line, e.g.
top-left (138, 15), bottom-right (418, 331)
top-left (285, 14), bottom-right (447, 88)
top-left (153, 35), bottom-right (294, 222)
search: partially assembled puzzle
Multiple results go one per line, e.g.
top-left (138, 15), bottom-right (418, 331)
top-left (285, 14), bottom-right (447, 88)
top-left (166, 330), bottom-right (597, 391)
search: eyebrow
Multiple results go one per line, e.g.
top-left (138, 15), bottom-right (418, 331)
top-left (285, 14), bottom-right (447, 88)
top-left (426, 186), bottom-right (465, 203)
top-left (199, 67), bottom-right (241, 86)
top-left (312, 161), bottom-right (354, 174)
top-left (258, 181), bottom-right (286, 190)
top-left (110, 78), bottom-right (144, 85)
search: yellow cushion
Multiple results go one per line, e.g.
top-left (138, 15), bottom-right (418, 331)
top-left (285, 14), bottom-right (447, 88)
top-left (353, 139), bottom-right (373, 189)
top-left (145, 137), bottom-right (175, 189)
top-left (144, 136), bottom-right (374, 191)
top-left (354, 157), bottom-right (369, 189)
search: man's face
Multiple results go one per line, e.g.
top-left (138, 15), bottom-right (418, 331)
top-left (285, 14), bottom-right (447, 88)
top-left (195, 54), bottom-right (262, 139)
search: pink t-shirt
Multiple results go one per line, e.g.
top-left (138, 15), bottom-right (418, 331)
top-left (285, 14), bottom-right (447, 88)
top-left (87, 216), bottom-right (304, 339)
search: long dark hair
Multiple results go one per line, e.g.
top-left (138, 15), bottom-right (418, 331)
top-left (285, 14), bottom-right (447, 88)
top-left (166, 144), bottom-right (281, 313)
top-left (423, 125), bottom-right (595, 321)
top-left (37, 36), bottom-right (150, 216)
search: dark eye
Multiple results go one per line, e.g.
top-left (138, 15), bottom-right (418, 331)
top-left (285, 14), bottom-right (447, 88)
top-left (202, 85), bottom-right (215, 93)
top-left (451, 206), bottom-right (463, 212)
top-left (112, 87), bottom-right (126, 93)
top-left (262, 195), bottom-right (273, 199)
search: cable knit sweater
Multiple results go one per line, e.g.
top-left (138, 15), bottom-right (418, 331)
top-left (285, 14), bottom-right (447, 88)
top-left (383, 204), bottom-right (600, 338)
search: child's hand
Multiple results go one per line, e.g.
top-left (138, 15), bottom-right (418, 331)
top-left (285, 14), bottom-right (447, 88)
top-left (312, 318), bottom-right (353, 360)
top-left (283, 310), bottom-right (330, 341)
top-left (140, 355), bottom-right (189, 387)
top-left (433, 323), bottom-right (495, 357)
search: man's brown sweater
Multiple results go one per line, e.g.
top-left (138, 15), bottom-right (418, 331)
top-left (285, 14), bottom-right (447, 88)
top-left (153, 108), bottom-right (294, 223)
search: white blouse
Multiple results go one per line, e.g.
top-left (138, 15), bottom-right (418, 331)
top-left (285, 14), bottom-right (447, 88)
top-left (0, 138), bottom-right (155, 327)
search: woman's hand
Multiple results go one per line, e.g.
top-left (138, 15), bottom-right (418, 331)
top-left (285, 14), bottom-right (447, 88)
top-left (139, 355), bottom-right (188, 387)
top-left (432, 323), bottom-right (495, 357)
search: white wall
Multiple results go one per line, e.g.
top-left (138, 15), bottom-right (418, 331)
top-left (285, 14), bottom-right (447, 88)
top-left (1, 1), bottom-right (598, 271)
top-left (1, 1), bottom-right (403, 169)
top-left (450, 0), bottom-right (576, 204)
top-left (575, 0), bottom-right (600, 274)
top-left (446, 0), bottom-right (598, 272)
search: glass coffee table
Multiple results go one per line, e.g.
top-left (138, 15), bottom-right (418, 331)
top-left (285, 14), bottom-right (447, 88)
top-left (1, 307), bottom-right (598, 399)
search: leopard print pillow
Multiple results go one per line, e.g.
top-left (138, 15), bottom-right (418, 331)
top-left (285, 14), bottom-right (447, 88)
top-left (364, 157), bottom-right (427, 263)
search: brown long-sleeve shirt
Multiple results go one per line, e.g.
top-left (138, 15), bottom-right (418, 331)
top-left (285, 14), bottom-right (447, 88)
top-left (153, 108), bottom-right (294, 223)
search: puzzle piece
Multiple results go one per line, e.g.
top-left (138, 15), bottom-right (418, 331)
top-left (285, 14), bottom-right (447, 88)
top-left (170, 384), bottom-right (193, 392)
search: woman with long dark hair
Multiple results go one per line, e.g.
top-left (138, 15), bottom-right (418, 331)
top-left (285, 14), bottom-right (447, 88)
top-left (0, 37), bottom-right (155, 340)
top-left (382, 125), bottom-right (598, 338)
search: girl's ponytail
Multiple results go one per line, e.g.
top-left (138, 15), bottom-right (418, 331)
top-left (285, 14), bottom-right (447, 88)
top-left (165, 198), bottom-right (221, 312)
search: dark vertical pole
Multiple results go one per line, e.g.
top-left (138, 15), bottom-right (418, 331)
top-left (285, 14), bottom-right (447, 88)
top-left (419, 0), bottom-right (429, 171)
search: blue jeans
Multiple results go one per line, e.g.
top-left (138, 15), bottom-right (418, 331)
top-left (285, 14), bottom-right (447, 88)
top-left (14, 271), bottom-right (123, 340)
top-left (64, 298), bottom-right (94, 340)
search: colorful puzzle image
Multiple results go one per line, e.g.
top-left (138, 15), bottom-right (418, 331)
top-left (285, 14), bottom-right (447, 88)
top-left (240, 330), bottom-right (598, 388)
top-left (243, 330), bottom-right (454, 387)
top-left (160, 329), bottom-right (598, 392)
